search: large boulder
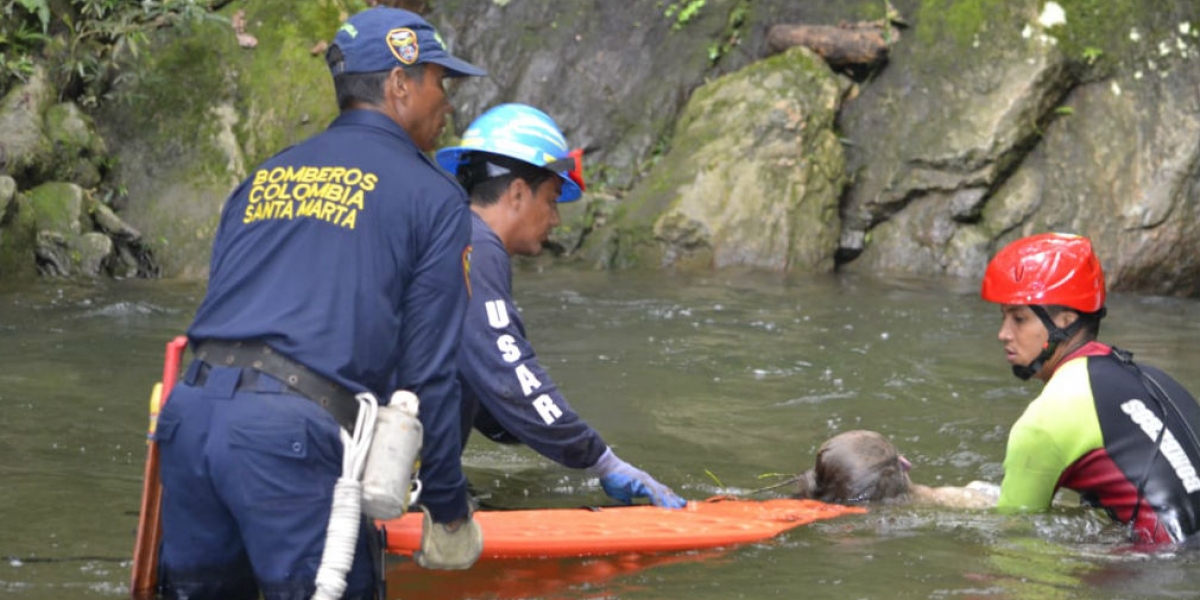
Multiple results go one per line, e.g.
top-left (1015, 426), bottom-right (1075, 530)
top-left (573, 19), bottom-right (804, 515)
top-left (0, 176), bottom-right (31, 277)
top-left (0, 175), bottom-right (14, 221)
top-left (15, 182), bottom-right (87, 276)
top-left (579, 46), bottom-right (849, 271)
top-left (43, 101), bottom-right (109, 189)
top-left (0, 66), bottom-right (56, 185)
top-left (19, 181), bottom-right (86, 237)
top-left (7, 181), bottom-right (150, 277)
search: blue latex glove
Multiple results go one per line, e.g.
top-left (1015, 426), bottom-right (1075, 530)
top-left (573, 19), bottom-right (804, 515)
top-left (587, 448), bottom-right (687, 509)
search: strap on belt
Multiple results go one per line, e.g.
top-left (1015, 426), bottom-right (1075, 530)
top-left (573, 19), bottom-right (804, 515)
top-left (194, 340), bottom-right (359, 431)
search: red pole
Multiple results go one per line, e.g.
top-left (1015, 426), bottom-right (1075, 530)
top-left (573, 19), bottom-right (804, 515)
top-left (130, 336), bottom-right (188, 600)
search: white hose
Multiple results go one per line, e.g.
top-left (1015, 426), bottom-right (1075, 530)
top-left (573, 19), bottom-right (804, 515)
top-left (311, 392), bottom-right (379, 600)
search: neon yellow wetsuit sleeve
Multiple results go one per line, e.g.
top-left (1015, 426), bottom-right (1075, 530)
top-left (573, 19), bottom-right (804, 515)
top-left (997, 358), bottom-right (1105, 511)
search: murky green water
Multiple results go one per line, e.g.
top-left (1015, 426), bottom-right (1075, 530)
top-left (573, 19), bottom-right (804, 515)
top-left (3, 269), bottom-right (1200, 599)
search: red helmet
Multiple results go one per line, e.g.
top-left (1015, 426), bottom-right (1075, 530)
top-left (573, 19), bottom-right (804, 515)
top-left (980, 233), bottom-right (1106, 313)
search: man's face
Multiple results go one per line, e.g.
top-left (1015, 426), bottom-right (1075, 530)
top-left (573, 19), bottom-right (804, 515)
top-left (509, 177), bottom-right (563, 256)
top-left (996, 304), bottom-right (1049, 373)
top-left (402, 63), bottom-right (452, 152)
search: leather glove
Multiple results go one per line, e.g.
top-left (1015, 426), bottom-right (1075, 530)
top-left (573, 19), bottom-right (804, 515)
top-left (413, 506), bottom-right (483, 570)
top-left (587, 448), bottom-right (687, 509)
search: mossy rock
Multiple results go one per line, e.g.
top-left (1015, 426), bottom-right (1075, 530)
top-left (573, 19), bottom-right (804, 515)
top-left (0, 191), bottom-right (38, 280)
top-left (96, 0), bottom-right (369, 278)
top-left (0, 175), bottom-right (15, 220)
top-left (587, 46), bottom-right (848, 271)
top-left (44, 102), bottom-right (109, 188)
top-left (0, 66), bottom-right (55, 185)
top-left (19, 181), bottom-right (86, 236)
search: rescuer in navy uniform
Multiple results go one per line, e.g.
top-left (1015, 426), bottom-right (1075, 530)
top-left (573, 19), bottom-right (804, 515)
top-left (438, 104), bottom-right (687, 509)
top-left (155, 8), bottom-right (486, 599)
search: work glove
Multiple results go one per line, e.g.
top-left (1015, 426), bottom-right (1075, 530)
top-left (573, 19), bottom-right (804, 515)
top-left (587, 447), bottom-right (687, 509)
top-left (413, 506), bottom-right (483, 570)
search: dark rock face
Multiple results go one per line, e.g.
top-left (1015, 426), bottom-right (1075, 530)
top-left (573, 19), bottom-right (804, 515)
top-left (835, 0), bottom-right (1200, 294)
top-left (432, 0), bottom-right (872, 189)
top-left (432, 0), bottom-right (1200, 294)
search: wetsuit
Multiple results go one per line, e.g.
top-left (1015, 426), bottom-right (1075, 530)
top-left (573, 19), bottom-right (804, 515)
top-left (999, 341), bottom-right (1200, 544)
top-left (457, 212), bottom-right (608, 468)
top-left (157, 109), bottom-right (472, 599)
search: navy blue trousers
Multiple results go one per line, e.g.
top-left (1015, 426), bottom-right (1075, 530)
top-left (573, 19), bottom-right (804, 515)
top-left (155, 361), bottom-right (375, 600)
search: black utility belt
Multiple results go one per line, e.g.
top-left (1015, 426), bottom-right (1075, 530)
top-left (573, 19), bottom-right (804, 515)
top-left (194, 339), bottom-right (359, 431)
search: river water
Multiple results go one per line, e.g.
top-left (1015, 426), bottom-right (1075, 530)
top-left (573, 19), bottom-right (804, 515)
top-left (3, 268), bottom-right (1200, 599)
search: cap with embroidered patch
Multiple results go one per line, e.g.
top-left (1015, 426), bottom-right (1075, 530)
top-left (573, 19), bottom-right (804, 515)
top-left (330, 7), bottom-right (486, 78)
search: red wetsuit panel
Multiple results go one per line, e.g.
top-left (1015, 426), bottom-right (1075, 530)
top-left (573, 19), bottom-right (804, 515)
top-left (1058, 448), bottom-right (1173, 544)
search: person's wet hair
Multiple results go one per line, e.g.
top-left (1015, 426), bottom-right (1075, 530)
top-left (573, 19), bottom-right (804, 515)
top-left (795, 430), bottom-right (912, 504)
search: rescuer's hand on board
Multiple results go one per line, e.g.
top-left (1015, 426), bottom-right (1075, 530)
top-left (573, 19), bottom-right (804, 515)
top-left (413, 507), bottom-right (483, 570)
top-left (588, 448), bottom-right (687, 509)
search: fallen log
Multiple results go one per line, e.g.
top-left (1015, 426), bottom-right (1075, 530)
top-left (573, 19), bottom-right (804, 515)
top-left (765, 21), bottom-right (900, 71)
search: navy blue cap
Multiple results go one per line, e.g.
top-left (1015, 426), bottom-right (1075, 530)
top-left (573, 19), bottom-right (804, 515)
top-left (330, 7), bottom-right (486, 78)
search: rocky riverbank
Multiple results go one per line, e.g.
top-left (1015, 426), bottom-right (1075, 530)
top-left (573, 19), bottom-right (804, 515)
top-left (2, 0), bottom-right (1199, 297)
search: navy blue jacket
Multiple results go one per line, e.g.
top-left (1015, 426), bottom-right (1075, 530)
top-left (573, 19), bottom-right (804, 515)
top-left (188, 109), bottom-right (472, 522)
top-left (458, 212), bottom-right (607, 469)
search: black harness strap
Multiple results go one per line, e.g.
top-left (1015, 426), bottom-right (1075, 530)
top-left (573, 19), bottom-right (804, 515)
top-left (1112, 347), bottom-right (1200, 540)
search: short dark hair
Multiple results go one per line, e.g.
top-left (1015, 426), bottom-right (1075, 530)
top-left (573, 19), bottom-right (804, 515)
top-left (326, 44), bottom-right (427, 110)
top-left (456, 152), bottom-right (557, 207)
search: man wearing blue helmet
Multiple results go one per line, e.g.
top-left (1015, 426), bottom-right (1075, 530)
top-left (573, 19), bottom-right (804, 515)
top-left (155, 7), bottom-right (486, 600)
top-left (438, 104), bottom-right (687, 509)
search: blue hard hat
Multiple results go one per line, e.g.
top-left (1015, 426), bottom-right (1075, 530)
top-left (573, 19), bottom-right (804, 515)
top-left (437, 103), bottom-right (585, 202)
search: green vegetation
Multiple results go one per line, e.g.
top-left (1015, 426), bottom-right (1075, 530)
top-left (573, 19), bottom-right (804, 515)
top-left (706, 0), bottom-right (748, 64)
top-left (664, 0), bottom-right (706, 31)
top-left (0, 1), bottom-right (48, 84)
top-left (1048, 0), bottom-right (1188, 72)
top-left (915, 0), bottom-right (1011, 48)
top-left (911, 0), bottom-right (1190, 73)
top-left (0, 0), bottom-right (216, 106)
top-left (704, 468), bottom-right (724, 488)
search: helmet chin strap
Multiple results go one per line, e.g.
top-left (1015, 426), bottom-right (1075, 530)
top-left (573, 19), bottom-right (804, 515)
top-left (1011, 305), bottom-right (1082, 381)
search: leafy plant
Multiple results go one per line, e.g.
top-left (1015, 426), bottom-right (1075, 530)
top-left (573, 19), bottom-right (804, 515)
top-left (664, 0), bottom-right (706, 31)
top-left (706, 0), bottom-right (747, 65)
top-left (1, 1), bottom-right (51, 87)
top-left (11, 0), bottom-right (50, 32)
top-left (1, 0), bottom-right (215, 106)
top-left (0, 20), bottom-right (46, 81)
